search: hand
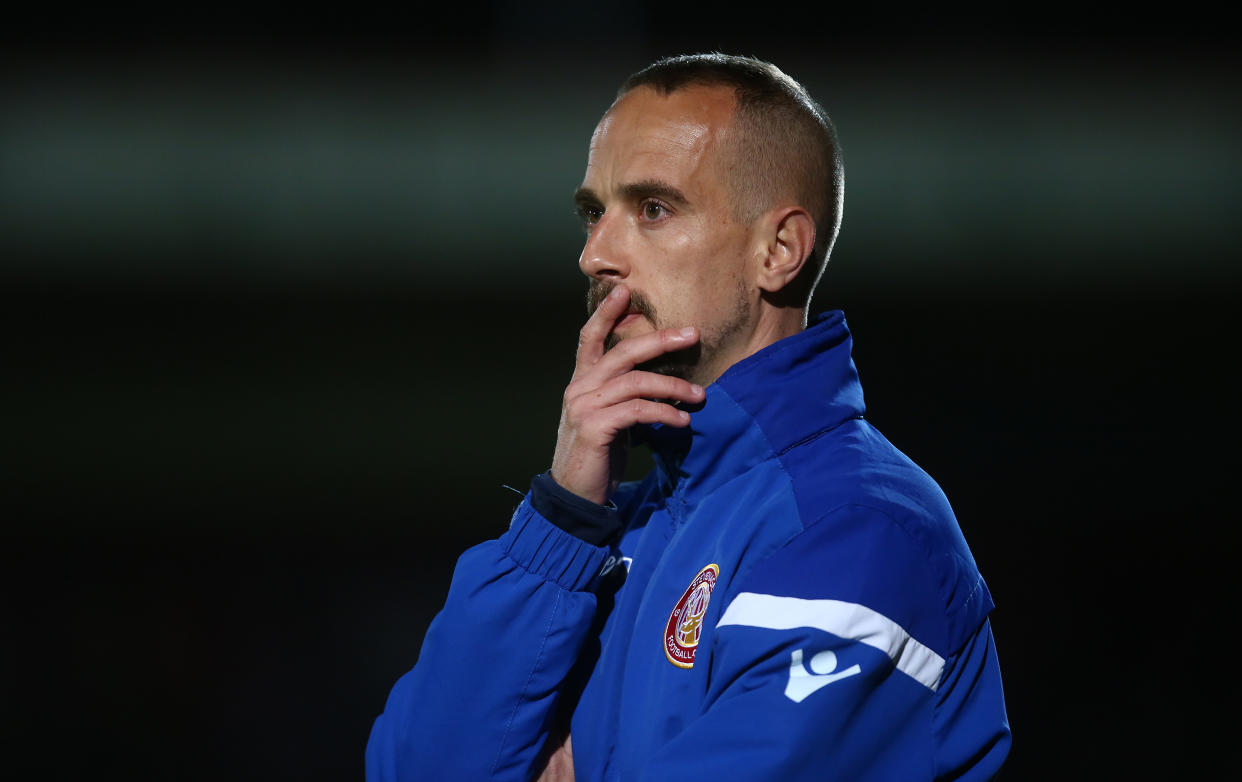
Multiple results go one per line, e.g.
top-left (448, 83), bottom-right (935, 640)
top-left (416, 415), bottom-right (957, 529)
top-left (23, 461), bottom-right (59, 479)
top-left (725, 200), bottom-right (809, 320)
top-left (550, 285), bottom-right (704, 505)
top-left (535, 732), bottom-right (575, 782)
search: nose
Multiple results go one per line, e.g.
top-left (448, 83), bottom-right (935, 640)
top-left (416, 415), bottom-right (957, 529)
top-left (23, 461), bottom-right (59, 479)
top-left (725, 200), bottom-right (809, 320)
top-left (578, 212), bottom-right (629, 281)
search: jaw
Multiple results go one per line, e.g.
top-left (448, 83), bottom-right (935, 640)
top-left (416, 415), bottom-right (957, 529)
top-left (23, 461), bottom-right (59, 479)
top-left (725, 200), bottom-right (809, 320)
top-left (636, 342), bottom-right (704, 383)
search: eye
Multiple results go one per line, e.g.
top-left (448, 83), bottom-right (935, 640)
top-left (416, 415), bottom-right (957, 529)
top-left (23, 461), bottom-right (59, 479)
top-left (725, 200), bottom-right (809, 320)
top-left (577, 204), bottom-right (604, 230)
top-left (640, 200), bottom-right (669, 221)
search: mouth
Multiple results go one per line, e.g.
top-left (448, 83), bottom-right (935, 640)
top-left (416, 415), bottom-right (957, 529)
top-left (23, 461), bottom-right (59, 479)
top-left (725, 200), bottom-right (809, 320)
top-left (616, 311), bottom-right (645, 329)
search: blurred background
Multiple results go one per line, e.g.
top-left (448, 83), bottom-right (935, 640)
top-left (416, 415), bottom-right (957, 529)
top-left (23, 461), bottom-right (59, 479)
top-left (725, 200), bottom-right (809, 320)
top-left (3, 5), bottom-right (1236, 779)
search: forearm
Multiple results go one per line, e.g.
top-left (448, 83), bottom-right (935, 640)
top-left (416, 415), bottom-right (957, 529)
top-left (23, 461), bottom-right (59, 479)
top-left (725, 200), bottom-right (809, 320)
top-left (366, 497), bottom-right (610, 782)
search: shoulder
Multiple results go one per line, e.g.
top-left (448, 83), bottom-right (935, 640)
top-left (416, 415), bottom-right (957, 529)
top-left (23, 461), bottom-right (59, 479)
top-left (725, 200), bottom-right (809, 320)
top-left (779, 417), bottom-right (954, 531)
top-left (734, 418), bottom-right (993, 658)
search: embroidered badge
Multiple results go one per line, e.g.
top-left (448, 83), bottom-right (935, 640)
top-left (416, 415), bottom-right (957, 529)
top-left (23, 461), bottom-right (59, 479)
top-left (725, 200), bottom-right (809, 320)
top-left (664, 564), bottom-right (719, 668)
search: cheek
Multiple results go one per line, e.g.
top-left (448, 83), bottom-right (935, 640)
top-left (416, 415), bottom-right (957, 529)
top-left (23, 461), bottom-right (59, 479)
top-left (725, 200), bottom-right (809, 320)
top-left (660, 263), bottom-right (739, 330)
top-left (650, 216), bottom-right (735, 278)
top-left (646, 220), bottom-right (702, 261)
top-left (642, 216), bottom-right (748, 323)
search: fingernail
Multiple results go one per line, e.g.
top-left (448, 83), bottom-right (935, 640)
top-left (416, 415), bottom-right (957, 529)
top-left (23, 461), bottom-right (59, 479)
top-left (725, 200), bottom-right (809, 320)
top-left (680, 327), bottom-right (695, 338)
top-left (609, 287), bottom-right (624, 299)
top-left (691, 384), bottom-right (703, 395)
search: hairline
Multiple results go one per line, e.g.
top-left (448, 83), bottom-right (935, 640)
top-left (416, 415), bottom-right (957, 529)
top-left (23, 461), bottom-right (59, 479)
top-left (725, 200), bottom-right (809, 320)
top-left (614, 62), bottom-right (842, 282)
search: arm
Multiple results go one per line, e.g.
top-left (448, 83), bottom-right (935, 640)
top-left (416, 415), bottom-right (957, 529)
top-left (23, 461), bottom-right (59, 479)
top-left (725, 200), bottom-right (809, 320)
top-left (366, 285), bottom-right (704, 781)
top-left (644, 606), bottom-right (1009, 781)
top-left (365, 498), bottom-right (608, 782)
top-left (626, 505), bottom-right (1010, 781)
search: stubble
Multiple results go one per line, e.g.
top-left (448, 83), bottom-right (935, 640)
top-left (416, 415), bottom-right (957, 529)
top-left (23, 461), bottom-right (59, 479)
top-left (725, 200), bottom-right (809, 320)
top-left (585, 278), bottom-right (750, 386)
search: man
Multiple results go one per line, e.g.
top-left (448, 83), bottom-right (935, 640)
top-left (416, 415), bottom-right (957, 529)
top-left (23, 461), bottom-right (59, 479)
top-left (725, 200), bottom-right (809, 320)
top-left (367, 54), bottom-right (1010, 781)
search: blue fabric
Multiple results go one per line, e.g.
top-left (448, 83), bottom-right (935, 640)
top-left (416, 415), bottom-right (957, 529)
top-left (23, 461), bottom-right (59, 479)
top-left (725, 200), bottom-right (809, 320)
top-left (366, 311), bottom-right (1011, 780)
top-left (529, 471), bottom-right (624, 546)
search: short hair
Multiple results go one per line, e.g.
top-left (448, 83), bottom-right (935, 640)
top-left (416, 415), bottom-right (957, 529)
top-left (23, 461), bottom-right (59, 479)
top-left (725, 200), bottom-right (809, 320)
top-left (618, 53), bottom-right (844, 305)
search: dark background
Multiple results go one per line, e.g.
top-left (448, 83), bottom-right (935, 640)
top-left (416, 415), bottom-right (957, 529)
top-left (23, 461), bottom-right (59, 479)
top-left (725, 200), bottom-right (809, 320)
top-left (3, 7), bottom-right (1236, 779)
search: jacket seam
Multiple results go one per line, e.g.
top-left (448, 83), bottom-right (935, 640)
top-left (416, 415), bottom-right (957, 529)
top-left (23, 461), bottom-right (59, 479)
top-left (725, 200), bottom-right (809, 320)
top-left (731, 500), bottom-right (952, 644)
top-left (775, 414), bottom-right (866, 456)
top-left (490, 587), bottom-right (562, 778)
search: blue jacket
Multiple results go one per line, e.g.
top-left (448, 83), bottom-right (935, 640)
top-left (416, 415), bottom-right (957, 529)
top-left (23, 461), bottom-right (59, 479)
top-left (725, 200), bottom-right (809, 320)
top-left (367, 311), bottom-right (1011, 781)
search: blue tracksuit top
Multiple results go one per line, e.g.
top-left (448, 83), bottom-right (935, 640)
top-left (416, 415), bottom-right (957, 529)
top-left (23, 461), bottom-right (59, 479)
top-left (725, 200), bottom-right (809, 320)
top-left (366, 310), bottom-right (1011, 781)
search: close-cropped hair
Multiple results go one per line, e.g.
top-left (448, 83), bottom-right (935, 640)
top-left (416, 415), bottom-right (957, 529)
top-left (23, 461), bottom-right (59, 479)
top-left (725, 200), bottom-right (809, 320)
top-left (619, 53), bottom-right (845, 301)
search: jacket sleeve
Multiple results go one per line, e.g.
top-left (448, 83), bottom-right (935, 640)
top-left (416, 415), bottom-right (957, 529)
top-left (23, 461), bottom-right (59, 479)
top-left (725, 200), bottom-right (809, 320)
top-left (365, 491), bottom-right (612, 782)
top-left (633, 504), bottom-right (1011, 782)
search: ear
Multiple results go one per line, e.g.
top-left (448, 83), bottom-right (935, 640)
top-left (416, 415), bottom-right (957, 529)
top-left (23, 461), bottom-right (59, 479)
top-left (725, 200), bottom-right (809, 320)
top-left (755, 207), bottom-right (816, 294)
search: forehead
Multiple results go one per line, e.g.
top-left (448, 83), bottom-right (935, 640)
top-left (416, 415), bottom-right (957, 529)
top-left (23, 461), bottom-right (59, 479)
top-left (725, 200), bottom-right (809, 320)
top-left (584, 84), bottom-right (738, 193)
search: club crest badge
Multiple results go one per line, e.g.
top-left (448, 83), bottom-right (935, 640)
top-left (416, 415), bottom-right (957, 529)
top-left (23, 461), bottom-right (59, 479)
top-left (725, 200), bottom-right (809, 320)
top-left (664, 564), bottom-right (719, 669)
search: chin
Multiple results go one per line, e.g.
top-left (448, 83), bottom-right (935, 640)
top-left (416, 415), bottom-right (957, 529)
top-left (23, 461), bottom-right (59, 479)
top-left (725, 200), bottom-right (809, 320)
top-left (637, 343), bottom-right (703, 383)
top-left (603, 322), bottom-right (705, 383)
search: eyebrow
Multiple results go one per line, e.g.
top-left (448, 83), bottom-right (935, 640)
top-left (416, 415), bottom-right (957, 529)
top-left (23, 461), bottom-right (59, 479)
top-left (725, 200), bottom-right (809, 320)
top-left (573, 179), bottom-right (690, 209)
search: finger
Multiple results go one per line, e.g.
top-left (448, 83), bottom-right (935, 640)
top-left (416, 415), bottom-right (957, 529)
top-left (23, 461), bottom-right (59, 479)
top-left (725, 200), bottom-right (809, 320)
top-left (599, 398), bottom-right (692, 433)
top-left (585, 324), bottom-right (699, 381)
top-left (576, 371), bottom-right (704, 410)
top-left (575, 284), bottom-right (630, 371)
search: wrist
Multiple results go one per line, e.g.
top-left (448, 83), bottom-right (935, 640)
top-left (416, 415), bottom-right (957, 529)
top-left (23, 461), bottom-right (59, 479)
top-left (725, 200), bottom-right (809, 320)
top-left (529, 471), bottom-right (622, 547)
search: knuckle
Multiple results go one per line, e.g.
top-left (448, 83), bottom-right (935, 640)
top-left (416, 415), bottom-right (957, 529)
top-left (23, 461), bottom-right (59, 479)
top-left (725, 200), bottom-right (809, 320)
top-left (566, 395), bottom-right (589, 419)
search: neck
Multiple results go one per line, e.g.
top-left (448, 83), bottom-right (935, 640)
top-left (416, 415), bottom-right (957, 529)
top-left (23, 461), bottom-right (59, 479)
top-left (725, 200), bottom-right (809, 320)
top-left (641, 309), bottom-right (864, 500)
top-left (697, 304), bottom-right (804, 387)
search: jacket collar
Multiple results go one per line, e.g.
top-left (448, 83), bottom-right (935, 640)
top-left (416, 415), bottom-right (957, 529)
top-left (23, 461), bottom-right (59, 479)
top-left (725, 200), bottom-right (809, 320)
top-left (638, 310), bottom-right (866, 501)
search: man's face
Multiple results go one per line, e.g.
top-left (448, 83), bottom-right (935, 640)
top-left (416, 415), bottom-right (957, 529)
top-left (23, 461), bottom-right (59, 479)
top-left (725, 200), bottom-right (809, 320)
top-left (575, 84), bottom-right (757, 385)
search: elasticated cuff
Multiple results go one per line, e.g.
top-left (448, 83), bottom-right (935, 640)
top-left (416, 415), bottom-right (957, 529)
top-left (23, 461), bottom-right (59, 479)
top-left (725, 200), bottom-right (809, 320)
top-left (528, 471), bottom-right (624, 547)
top-left (502, 498), bottom-right (611, 592)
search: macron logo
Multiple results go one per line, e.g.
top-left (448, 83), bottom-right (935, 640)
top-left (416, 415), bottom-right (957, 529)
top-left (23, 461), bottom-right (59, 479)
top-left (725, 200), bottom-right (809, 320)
top-left (599, 555), bottom-right (633, 577)
top-left (784, 648), bottom-right (861, 703)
